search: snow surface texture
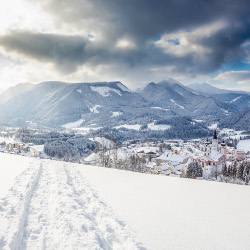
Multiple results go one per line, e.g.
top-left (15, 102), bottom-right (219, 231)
top-left (90, 105), bottom-right (101, 114)
top-left (62, 118), bottom-right (85, 129)
top-left (111, 112), bottom-right (122, 117)
top-left (219, 128), bottom-right (245, 139)
top-left (117, 83), bottom-right (130, 92)
top-left (147, 122), bottom-right (171, 131)
top-left (114, 124), bottom-right (141, 131)
top-left (0, 154), bottom-right (34, 198)
top-left (94, 137), bottom-right (115, 148)
top-left (78, 165), bottom-right (250, 250)
top-left (73, 126), bottom-right (103, 135)
top-left (230, 96), bottom-right (241, 103)
top-left (208, 123), bottom-right (218, 130)
top-left (170, 99), bottom-right (185, 109)
top-left (151, 107), bottom-right (169, 111)
top-left (237, 139), bottom-right (250, 152)
top-left (1, 154), bottom-right (250, 250)
top-left (0, 137), bottom-right (14, 144)
top-left (90, 86), bottom-right (122, 97)
top-left (0, 156), bottom-right (142, 250)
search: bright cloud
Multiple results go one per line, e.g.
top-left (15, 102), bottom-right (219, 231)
top-left (154, 20), bottom-right (227, 58)
top-left (215, 71), bottom-right (250, 85)
top-left (0, 0), bottom-right (53, 34)
top-left (116, 39), bottom-right (136, 49)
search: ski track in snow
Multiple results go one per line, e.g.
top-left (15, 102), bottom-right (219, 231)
top-left (0, 160), bottom-right (143, 250)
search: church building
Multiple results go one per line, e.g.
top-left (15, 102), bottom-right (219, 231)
top-left (195, 130), bottom-right (226, 167)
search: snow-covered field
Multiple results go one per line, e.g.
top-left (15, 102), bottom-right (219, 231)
top-left (90, 86), bottom-right (122, 97)
top-left (151, 107), bottom-right (169, 111)
top-left (1, 153), bottom-right (250, 249)
top-left (111, 112), bottom-right (122, 117)
top-left (79, 165), bottom-right (250, 250)
top-left (219, 128), bottom-right (246, 139)
top-left (71, 126), bottom-right (103, 135)
top-left (0, 154), bottom-right (141, 250)
top-left (237, 139), bottom-right (250, 152)
top-left (0, 136), bottom-right (14, 144)
top-left (147, 122), bottom-right (171, 131)
top-left (114, 124), bottom-right (142, 131)
top-left (62, 118), bottom-right (85, 129)
top-left (0, 154), bottom-right (34, 198)
top-left (208, 123), bottom-right (218, 130)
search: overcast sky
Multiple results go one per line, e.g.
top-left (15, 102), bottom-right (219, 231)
top-left (0, 0), bottom-right (250, 91)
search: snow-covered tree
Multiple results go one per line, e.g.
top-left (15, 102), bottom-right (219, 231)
top-left (222, 163), bottom-right (227, 176)
top-left (231, 161), bottom-right (237, 178)
top-left (243, 161), bottom-right (250, 185)
top-left (186, 162), bottom-right (203, 179)
top-left (236, 161), bottom-right (245, 180)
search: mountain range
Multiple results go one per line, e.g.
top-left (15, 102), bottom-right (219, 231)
top-left (0, 80), bottom-right (249, 138)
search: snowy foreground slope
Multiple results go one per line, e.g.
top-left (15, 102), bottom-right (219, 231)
top-left (0, 154), bottom-right (34, 199)
top-left (1, 154), bottom-right (250, 250)
top-left (78, 166), bottom-right (250, 250)
top-left (0, 154), bottom-right (142, 250)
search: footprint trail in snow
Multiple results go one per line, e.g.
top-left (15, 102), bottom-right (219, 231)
top-left (0, 160), bottom-right (143, 250)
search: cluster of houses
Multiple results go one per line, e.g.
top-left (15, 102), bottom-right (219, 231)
top-left (132, 130), bottom-right (249, 177)
top-left (0, 140), bottom-right (44, 158)
top-left (7, 142), bottom-right (30, 153)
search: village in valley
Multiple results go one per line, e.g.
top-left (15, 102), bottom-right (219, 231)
top-left (0, 127), bottom-right (250, 184)
top-left (0, 130), bottom-right (45, 158)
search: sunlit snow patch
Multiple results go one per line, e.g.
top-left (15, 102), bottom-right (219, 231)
top-left (90, 105), bottom-right (101, 114)
top-left (170, 99), bottom-right (184, 109)
top-left (208, 123), bottom-right (218, 130)
top-left (148, 122), bottom-right (171, 131)
top-left (111, 112), bottom-right (122, 117)
top-left (90, 86), bottom-right (122, 97)
top-left (73, 126), bottom-right (102, 135)
top-left (151, 107), bottom-right (169, 111)
top-left (114, 124), bottom-right (141, 131)
top-left (117, 83), bottom-right (131, 92)
top-left (230, 96), bottom-right (241, 103)
top-left (62, 119), bottom-right (85, 129)
top-left (237, 139), bottom-right (250, 152)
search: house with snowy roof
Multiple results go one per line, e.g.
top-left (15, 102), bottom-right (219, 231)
top-left (152, 163), bottom-right (185, 176)
top-left (235, 149), bottom-right (246, 161)
top-left (135, 147), bottom-right (159, 159)
top-left (171, 146), bottom-right (182, 155)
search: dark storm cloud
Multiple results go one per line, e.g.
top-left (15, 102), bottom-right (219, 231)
top-left (0, 30), bottom-right (152, 72)
top-left (0, 31), bottom-right (100, 73)
top-left (2, 0), bottom-right (250, 76)
top-left (110, 0), bottom-right (250, 44)
top-left (0, 30), bottom-right (196, 74)
top-left (198, 23), bottom-right (250, 70)
top-left (42, 0), bottom-right (250, 41)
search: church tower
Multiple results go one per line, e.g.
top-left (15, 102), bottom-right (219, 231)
top-left (204, 138), bottom-right (211, 156)
top-left (211, 130), bottom-right (218, 151)
top-left (219, 139), bottom-right (227, 163)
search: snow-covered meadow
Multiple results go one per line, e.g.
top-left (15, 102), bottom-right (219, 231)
top-left (0, 154), bottom-right (34, 198)
top-left (1, 153), bottom-right (250, 249)
top-left (78, 165), bottom-right (250, 250)
top-left (0, 154), bottom-right (141, 250)
top-left (237, 139), bottom-right (250, 152)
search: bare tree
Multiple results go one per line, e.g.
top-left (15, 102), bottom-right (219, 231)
top-left (112, 143), bottom-right (119, 169)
